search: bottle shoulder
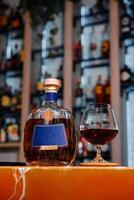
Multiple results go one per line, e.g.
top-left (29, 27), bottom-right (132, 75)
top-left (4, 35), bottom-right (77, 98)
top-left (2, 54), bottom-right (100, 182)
top-left (28, 103), bottom-right (74, 120)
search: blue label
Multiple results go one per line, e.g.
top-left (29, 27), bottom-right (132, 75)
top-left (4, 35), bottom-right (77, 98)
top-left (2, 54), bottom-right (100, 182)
top-left (32, 123), bottom-right (68, 148)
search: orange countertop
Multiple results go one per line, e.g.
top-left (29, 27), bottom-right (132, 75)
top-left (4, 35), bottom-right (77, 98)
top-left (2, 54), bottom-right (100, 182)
top-left (0, 166), bottom-right (134, 200)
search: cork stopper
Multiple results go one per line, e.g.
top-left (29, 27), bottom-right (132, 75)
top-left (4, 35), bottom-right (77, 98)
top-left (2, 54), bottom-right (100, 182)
top-left (44, 78), bottom-right (61, 92)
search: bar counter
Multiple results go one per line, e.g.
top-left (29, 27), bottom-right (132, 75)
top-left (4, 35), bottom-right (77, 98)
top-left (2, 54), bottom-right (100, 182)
top-left (0, 166), bottom-right (134, 200)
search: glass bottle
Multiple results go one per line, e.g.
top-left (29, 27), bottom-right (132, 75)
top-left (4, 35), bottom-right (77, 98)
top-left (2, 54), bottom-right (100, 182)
top-left (89, 26), bottom-right (97, 58)
top-left (0, 127), bottom-right (6, 143)
top-left (85, 76), bottom-right (94, 101)
top-left (101, 25), bottom-right (110, 58)
top-left (36, 78), bottom-right (44, 95)
top-left (57, 65), bottom-right (63, 106)
top-left (121, 10), bottom-right (131, 36)
top-left (74, 78), bottom-right (83, 108)
top-left (0, 15), bottom-right (8, 30)
top-left (104, 77), bottom-right (111, 104)
top-left (11, 90), bottom-right (18, 111)
top-left (120, 64), bottom-right (132, 83)
top-left (1, 85), bottom-right (11, 108)
top-left (94, 75), bottom-right (104, 103)
top-left (7, 118), bottom-right (20, 142)
top-left (9, 8), bottom-right (23, 29)
top-left (74, 39), bottom-right (82, 61)
top-left (23, 78), bottom-right (78, 166)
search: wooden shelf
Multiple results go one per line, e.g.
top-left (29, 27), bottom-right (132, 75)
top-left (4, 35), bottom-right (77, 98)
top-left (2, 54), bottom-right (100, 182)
top-left (0, 142), bottom-right (21, 148)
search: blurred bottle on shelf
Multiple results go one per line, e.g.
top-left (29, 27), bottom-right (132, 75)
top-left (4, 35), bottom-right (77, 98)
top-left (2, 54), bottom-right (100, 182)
top-left (94, 75), bottom-right (104, 103)
top-left (48, 26), bottom-right (58, 48)
top-left (0, 14), bottom-right (8, 30)
top-left (0, 85), bottom-right (21, 112)
top-left (0, 51), bottom-right (6, 71)
top-left (74, 78), bottom-right (84, 108)
top-left (120, 65), bottom-right (132, 83)
top-left (74, 40), bottom-right (82, 61)
top-left (33, 74), bottom-right (51, 108)
top-left (130, 19), bottom-right (134, 35)
top-left (12, 89), bottom-right (22, 111)
top-left (57, 65), bottom-right (63, 106)
top-left (89, 26), bottom-right (97, 58)
top-left (104, 77), bottom-right (111, 104)
top-left (32, 79), bottom-right (43, 109)
top-left (5, 44), bottom-right (21, 70)
top-left (36, 78), bottom-right (44, 95)
top-left (1, 119), bottom-right (8, 143)
top-left (0, 86), bottom-right (2, 105)
top-left (120, 12), bottom-right (131, 36)
top-left (11, 91), bottom-right (17, 110)
top-left (0, 118), bottom-right (20, 143)
top-left (0, 128), bottom-right (6, 143)
top-left (85, 76), bottom-right (94, 101)
top-left (11, 44), bottom-right (20, 68)
top-left (101, 24), bottom-right (110, 58)
top-left (1, 85), bottom-right (11, 109)
top-left (6, 118), bottom-right (20, 142)
top-left (92, 0), bottom-right (106, 13)
top-left (20, 46), bottom-right (24, 67)
top-left (9, 7), bottom-right (23, 29)
top-left (17, 90), bottom-right (22, 109)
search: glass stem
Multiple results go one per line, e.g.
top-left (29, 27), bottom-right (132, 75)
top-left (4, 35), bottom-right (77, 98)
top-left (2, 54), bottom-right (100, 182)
top-left (95, 145), bottom-right (103, 162)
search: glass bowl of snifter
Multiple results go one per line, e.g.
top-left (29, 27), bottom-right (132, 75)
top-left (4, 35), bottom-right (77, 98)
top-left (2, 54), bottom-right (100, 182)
top-left (23, 78), bottom-right (78, 166)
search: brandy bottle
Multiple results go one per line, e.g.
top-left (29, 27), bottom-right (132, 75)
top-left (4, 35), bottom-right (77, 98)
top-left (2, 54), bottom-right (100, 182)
top-left (23, 78), bottom-right (78, 166)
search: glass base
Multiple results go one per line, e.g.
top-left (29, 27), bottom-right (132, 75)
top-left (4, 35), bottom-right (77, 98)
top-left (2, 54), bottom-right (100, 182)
top-left (80, 161), bottom-right (119, 167)
top-left (91, 156), bottom-right (108, 163)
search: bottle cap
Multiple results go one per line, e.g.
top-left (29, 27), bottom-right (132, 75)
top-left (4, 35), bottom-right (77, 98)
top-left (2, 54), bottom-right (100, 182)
top-left (44, 78), bottom-right (61, 92)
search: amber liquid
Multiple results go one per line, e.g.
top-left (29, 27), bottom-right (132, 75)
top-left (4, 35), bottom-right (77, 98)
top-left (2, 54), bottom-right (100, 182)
top-left (80, 128), bottom-right (118, 145)
top-left (23, 118), bottom-right (77, 166)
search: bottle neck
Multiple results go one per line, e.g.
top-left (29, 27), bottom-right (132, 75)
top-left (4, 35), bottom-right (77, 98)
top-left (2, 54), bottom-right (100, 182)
top-left (44, 91), bottom-right (58, 102)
